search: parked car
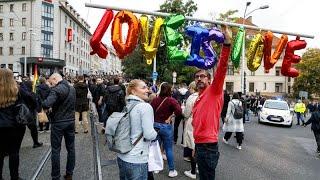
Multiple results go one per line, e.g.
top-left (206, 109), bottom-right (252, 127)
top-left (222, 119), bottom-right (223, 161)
top-left (258, 99), bottom-right (293, 127)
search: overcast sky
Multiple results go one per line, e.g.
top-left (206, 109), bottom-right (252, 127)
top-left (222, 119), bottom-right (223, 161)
top-left (68, 0), bottom-right (319, 49)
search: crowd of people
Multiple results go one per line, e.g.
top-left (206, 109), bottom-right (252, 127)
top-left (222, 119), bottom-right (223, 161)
top-left (1, 25), bottom-right (320, 180)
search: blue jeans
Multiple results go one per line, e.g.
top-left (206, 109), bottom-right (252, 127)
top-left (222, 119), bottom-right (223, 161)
top-left (154, 122), bottom-right (175, 171)
top-left (117, 157), bottom-right (148, 180)
top-left (195, 143), bottom-right (220, 180)
top-left (296, 112), bottom-right (305, 125)
top-left (51, 122), bottom-right (75, 180)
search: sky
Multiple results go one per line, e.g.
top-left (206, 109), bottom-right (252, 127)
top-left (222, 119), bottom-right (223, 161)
top-left (67, 0), bottom-right (319, 50)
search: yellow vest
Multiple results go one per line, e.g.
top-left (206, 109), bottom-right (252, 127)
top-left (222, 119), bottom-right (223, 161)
top-left (294, 103), bottom-right (306, 113)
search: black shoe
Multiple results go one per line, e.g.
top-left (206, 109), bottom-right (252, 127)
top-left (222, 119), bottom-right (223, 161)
top-left (33, 142), bottom-right (43, 148)
top-left (84, 130), bottom-right (89, 134)
top-left (296, 124), bottom-right (300, 125)
top-left (63, 174), bottom-right (72, 180)
top-left (11, 177), bottom-right (25, 180)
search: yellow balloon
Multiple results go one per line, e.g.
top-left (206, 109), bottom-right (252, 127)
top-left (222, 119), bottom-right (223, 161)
top-left (139, 16), bottom-right (164, 65)
top-left (246, 34), bottom-right (264, 72)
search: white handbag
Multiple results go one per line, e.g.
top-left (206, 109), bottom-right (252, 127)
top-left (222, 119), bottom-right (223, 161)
top-left (148, 140), bottom-right (164, 172)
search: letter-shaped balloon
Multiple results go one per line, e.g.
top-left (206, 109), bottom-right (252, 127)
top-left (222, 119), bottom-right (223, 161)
top-left (185, 24), bottom-right (209, 69)
top-left (231, 27), bottom-right (244, 68)
top-left (140, 16), bottom-right (164, 65)
top-left (246, 34), bottom-right (264, 71)
top-left (163, 15), bottom-right (189, 61)
top-left (281, 37), bottom-right (307, 77)
top-left (90, 10), bottom-right (114, 59)
top-left (111, 11), bottom-right (140, 59)
top-left (263, 32), bottom-right (289, 73)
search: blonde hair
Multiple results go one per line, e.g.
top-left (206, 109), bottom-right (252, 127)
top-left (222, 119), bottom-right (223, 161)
top-left (126, 79), bottom-right (143, 95)
top-left (189, 81), bottom-right (197, 92)
top-left (0, 69), bottom-right (18, 108)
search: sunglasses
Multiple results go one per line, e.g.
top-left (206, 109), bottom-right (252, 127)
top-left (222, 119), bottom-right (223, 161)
top-left (195, 74), bottom-right (208, 79)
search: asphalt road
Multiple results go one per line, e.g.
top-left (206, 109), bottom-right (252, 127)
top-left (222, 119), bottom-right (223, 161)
top-left (2, 113), bottom-right (320, 180)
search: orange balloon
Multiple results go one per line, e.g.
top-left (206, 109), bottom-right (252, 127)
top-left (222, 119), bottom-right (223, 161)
top-left (263, 31), bottom-right (273, 73)
top-left (111, 11), bottom-right (140, 59)
top-left (271, 34), bottom-right (288, 64)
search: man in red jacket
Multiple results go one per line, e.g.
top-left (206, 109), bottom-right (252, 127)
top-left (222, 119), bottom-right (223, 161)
top-left (192, 25), bottom-right (232, 180)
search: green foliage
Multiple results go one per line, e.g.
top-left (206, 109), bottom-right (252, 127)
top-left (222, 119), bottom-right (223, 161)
top-left (293, 48), bottom-right (320, 98)
top-left (122, 0), bottom-right (198, 84)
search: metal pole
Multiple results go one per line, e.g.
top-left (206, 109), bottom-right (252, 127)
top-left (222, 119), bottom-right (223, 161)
top-left (24, 55), bottom-right (27, 77)
top-left (85, 3), bottom-right (314, 39)
top-left (153, 56), bottom-right (157, 86)
top-left (30, 148), bottom-right (52, 180)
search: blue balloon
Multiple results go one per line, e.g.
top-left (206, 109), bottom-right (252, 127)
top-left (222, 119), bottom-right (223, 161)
top-left (185, 24), bottom-right (209, 69)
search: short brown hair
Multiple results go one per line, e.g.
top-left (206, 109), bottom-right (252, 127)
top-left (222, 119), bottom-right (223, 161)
top-left (194, 69), bottom-right (211, 79)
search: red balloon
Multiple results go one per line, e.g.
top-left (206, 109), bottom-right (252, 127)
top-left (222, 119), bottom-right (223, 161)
top-left (90, 10), bottom-right (114, 59)
top-left (111, 11), bottom-right (140, 59)
top-left (281, 37), bottom-right (307, 77)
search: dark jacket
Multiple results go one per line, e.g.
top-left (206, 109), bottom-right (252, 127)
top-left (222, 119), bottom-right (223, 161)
top-left (221, 92), bottom-right (230, 118)
top-left (305, 111), bottom-right (320, 132)
top-left (36, 83), bottom-right (51, 112)
top-left (42, 80), bottom-right (76, 123)
top-left (74, 81), bottom-right (89, 112)
top-left (104, 85), bottom-right (126, 114)
top-left (0, 88), bottom-right (36, 128)
top-left (93, 84), bottom-right (105, 104)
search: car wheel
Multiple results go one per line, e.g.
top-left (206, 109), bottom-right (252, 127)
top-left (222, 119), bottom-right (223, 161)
top-left (287, 121), bottom-right (293, 128)
top-left (258, 115), bottom-right (261, 123)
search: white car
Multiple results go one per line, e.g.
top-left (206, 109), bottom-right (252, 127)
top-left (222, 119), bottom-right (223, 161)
top-left (258, 99), bottom-right (293, 127)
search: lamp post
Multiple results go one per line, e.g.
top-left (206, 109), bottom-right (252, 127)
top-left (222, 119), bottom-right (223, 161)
top-left (241, 2), bottom-right (269, 95)
top-left (172, 71), bottom-right (177, 85)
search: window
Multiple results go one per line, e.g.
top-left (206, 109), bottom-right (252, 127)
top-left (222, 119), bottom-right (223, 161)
top-left (226, 82), bottom-right (234, 93)
top-left (22, 18), bottom-right (26, 26)
top-left (0, 33), bottom-right (3, 41)
top-left (0, 5), bottom-right (3, 13)
top-left (288, 77), bottom-right (291, 82)
top-left (41, 47), bottom-right (52, 58)
top-left (9, 47), bottom-right (13, 55)
top-left (65, 15), bottom-right (67, 24)
top-left (0, 19), bottom-right (2, 27)
top-left (0, 47), bottom-right (2, 55)
top-left (288, 86), bottom-right (291, 94)
top-left (22, 46), bottom-right (25, 55)
top-left (275, 83), bottom-right (283, 93)
top-left (10, 4), bottom-right (14, 12)
top-left (250, 71), bottom-right (255, 76)
top-left (227, 65), bottom-right (234, 75)
top-left (64, 53), bottom-right (67, 60)
top-left (249, 82), bottom-right (254, 92)
top-left (264, 82), bottom-right (266, 90)
top-left (9, 33), bottom-right (14, 40)
top-left (22, 32), bottom-right (26, 40)
top-left (8, 64), bottom-right (13, 71)
top-left (10, 18), bottom-right (14, 26)
top-left (275, 66), bottom-right (281, 76)
top-left (22, 3), bottom-right (27, 11)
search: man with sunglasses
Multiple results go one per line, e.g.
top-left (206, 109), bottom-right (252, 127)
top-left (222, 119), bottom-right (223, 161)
top-left (192, 25), bottom-right (232, 180)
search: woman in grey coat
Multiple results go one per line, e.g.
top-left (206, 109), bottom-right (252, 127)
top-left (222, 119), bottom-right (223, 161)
top-left (222, 93), bottom-right (244, 150)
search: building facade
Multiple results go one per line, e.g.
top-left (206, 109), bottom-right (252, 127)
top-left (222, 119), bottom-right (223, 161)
top-left (104, 46), bottom-right (122, 75)
top-left (0, 0), bottom-right (92, 76)
top-left (223, 17), bottom-right (293, 96)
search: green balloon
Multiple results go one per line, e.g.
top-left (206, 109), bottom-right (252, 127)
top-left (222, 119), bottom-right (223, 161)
top-left (163, 15), bottom-right (188, 62)
top-left (231, 27), bottom-right (245, 68)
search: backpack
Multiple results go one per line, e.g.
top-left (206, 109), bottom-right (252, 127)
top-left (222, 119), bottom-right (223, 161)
top-left (105, 102), bottom-right (143, 154)
top-left (231, 101), bottom-right (243, 119)
top-left (105, 86), bottom-right (125, 113)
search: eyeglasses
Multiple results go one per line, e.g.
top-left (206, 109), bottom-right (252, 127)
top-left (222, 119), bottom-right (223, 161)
top-left (195, 74), bottom-right (208, 79)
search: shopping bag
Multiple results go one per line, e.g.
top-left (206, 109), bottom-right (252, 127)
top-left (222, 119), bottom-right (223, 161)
top-left (37, 109), bottom-right (48, 123)
top-left (148, 140), bottom-right (163, 172)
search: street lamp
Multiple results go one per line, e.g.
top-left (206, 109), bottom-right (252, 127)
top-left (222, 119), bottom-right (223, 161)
top-left (241, 2), bottom-right (269, 95)
top-left (172, 71), bottom-right (177, 85)
top-left (24, 29), bottom-right (36, 77)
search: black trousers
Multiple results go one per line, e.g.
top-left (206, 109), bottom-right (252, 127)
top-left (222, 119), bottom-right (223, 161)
top-left (174, 115), bottom-right (184, 143)
top-left (27, 121), bottom-right (39, 145)
top-left (314, 131), bottom-right (320, 152)
top-left (224, 132), bottom-right (244, 146)
top-left (0, 127), bottom-right (26, 180)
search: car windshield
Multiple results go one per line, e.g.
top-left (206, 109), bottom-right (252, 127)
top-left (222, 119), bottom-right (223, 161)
top-left (264, 101), bottom-right (288, 110)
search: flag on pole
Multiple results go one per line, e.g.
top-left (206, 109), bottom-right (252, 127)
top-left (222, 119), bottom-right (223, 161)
top-left (32, 64), bottom-right (38, 92)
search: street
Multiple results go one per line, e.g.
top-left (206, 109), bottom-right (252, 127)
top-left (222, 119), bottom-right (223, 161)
top-left (2, 113), bottom-right (320, 180)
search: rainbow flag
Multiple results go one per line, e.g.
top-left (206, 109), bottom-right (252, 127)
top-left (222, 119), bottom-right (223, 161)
top-left (32, 64), bottom-right (38, 92)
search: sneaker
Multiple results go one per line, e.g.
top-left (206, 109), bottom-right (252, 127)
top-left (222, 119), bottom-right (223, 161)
top-left (184, 170), bottom-right (196, 179)
top-left (222, 138), bottom-right (228, 144)
top-left (236, 145), bottom-right (242, 150)
top-left (154, 170), bottom-right (160, 174)
top-left (168, 170), bottom-right (178, 178)
top-left (162, 154), bottom-right (167, 161)
top-left (33, 142), bottom-right (43, 148)
top-left (183, 157), bottom-right (191, 162)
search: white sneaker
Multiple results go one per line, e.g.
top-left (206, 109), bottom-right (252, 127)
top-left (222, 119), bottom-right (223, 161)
top-left (184, 170), bottom-right (196, 179)
top-left (183, 157), bottom-right (191, 162)
top-left (154, 170), bottom-right (160, 174)
top-left (162, 154), bottom-right (167, 161)
top-left (236, 145), bottom-right (242, 150)
top-left (168, 170), bottom-right (178, 177)
top-left (222, 138), bottom-right (228, 144)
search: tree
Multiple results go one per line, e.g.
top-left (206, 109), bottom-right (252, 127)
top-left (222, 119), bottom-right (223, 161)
top-left (122, 0), bottom-right (198, 84)
top-left (292, 48), bottom-right (320, 98)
